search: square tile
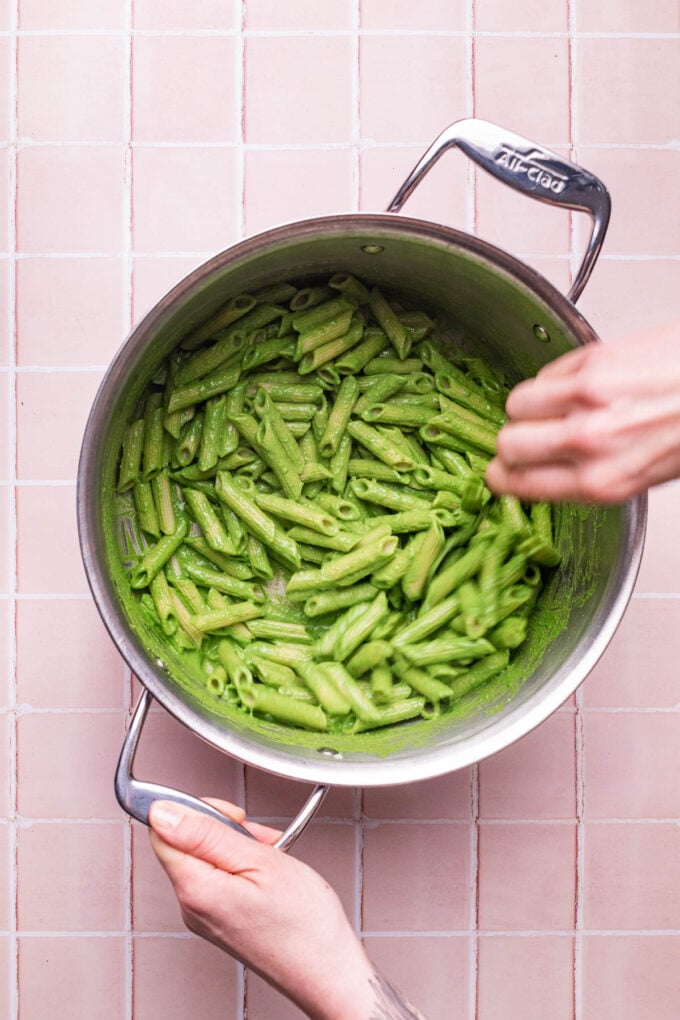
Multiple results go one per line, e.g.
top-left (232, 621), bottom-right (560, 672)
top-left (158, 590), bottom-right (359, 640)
top-left (0, 37), bottom-right (10, 144)
top-left (16, 598), bottom-right (126, 709)
top-left (0, 485), bottom-right (11, 595)
top-left (362, 822), bottom-right (472, 931)
top-left (634, 483), bottom-right (680, 593)
top-left (577, 0), bottom-right (680, 31)
top-left (0, 371), bottom-right (9, 480)
top-left (362, 770), bottom-right (473, 820)
top-left (577, 258), bottom-right (680, 342)
top-left (246, 0), bottom-right (353, 30)
top-left (478, 823), bottom-right (576, 930)
top-left (132, 256), bottom-right (204, 326)
top-left (575, 149), bottom-right (680, 257)
top-left (133, 35), bottom-right (238, 144)
top-left (0, 825), bottom-right (9, 928)
top-left (16, 485), bottom-right (88, 594)
top-left (294, 822), bottom-right (358, 922)
top-left (133, 935), bottom-right (241, 1020)
top-left (18, 821), bottom-right (126, 930)
top-left (361, 0), bottom-right (466, 30)
top-left (360, 36), bottom-right (468, 144)
top-left (16, 258), bottom-right (126, 367)
top-left (132, 823), bottom-right (186, 932)
top-left (584, 712), bottom-right (680, 819)
top-left (577, 39), bottom-right (680, 145)
top-left (476, 148), bottom-right (572, 257)
top-left (0, 150), bottom-right (10, 253)
top-left (475, 0), bottom-right (567, 32)
top-left (18, 36), bottom-right (126, 143)
top-left (17, 711), bottom-right (124, 819)
top-left (474, 37), bottom-right (570, 145)
top-left (479, 712), bottom-right (576, 819)
top-left (584, 822), bottom-right (680, 930)
top-left (244, 974), bottom-right (307, 1020)
top-left (134, 0), bottom-right (238, 30)
top-left (16, 371), bottom-right (102, 480)
top-left (0, 260), bottom-right (10, 366)
top-left (132, 708), bottom-right (244, 805)
top-left (245, 36), bottom-right (353, 144)
top-left (363, 935), bottom-right (470, 1020)
top-left (0, 713), bottom-right (10, 816)
top-left (17, 147), bottom-right (125, 253)
top-left (19, 936), bottom-right (127, 1020)
top-left (19, 0), bottom-right (125, 29)
top-left (0, 0), bottom-right (10, 30)
top-left (360, 144), bottom-right (468, 226)
top-left (0, 937), bottom-right (11, 1020)
top-left (244, 148), bottom-right (354, 235)
top-left (132, 147), bottom-right (239, 252)
top-left (583, 935), bottom-right (680, 1020)
top-left (477, 936), bottom-right (574, 1020)
top-left (245, 768), bottom-right (355, 820)
top-left (583, 599), bottom-right (680, 709)
top-left (0, 600), bottom-right (10, 706)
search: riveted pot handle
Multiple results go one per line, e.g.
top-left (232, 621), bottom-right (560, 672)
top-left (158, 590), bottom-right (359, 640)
top-left (115, 689), bottom-right (329, 852)
top-left (387, 117), bottom-right (610, 304)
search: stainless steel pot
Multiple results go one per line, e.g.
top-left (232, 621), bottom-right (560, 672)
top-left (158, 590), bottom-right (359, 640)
top-left (77, 119), bottom-right (646, 849)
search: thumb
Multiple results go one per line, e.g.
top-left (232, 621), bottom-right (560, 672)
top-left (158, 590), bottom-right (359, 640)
top-left (149, 800), bottom-right (268, 874)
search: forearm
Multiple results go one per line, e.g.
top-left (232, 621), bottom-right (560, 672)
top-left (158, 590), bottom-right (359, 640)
top-left (288, 957), bottom-right (427, 1020)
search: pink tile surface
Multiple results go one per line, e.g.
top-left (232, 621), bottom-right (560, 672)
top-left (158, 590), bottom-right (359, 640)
top-left (132, 146), bottom-right (239, 252)
top-left (18, 36), bottom-right (126, 142)
top-left (360, 36), bottom-right (468, 144)
top-left (133, 936), bottom-right (241, 1019)
top-left (17, 147), bottom-right (125, 253)
top-left (362, 769), bottom-right (473, 820)
top-left (16, 257), bottom-right (126, 366)
top-left (244, 148), bottom-right (354, 234)
top-left (478, 823), bottom-right (576, 931)
top-left (577, 39), bottom-right (680, 145)
top-left (19, 0), bottom-right (125, 29)
top-left (361, 0), bottom-right (467, 30)
top-left (246, 0), bottom-right (353, 31)
top-left (479, 712), bottom-right (576, 820)
top-left (362, 823), bottom-right (472, 931)
top-left (583, 936), bottom-right (680, 1020)
top-left (584, 822), bottom-right (680, 930)
top-left (134, 0), bottom-right (238, 31)
top-left (4, 6), bottom-right (680, 1017)
top-left (18, 821), bottom-right (126, 930)
top-left (360, 143), bottom-right (468, 225)
top-left (19, 936), bottom-right (127, 1020)
top-left (133, 35), bottom-right (238, 144)
top-left (16, 485), bottom-right (88, 594)
top-left (363, 936), bottom-right (471, 1020)
top-left (477, 936), bottom-right (574, 1020)
top-left (16, 598), bottom-right (125, 709)
top-left (475, 0), bottom-right (567, 32)
top-left (474, 37), bottom-right (570, 144)
top-left (584, 712), bottom-right (680, 819)
top-left (16, 371), bottom-right (102, 480)
top-left (245, 36), bottom-right (354, 144)
top-left (17, 711), bottom-right (124, 819)
top-left (583, 599), bottom-right (680, 708)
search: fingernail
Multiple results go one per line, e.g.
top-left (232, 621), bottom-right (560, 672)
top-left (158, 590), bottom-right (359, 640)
top-left (149, 800), bottom-right (185, 832)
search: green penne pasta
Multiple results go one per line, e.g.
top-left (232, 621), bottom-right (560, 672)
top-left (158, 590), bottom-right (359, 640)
top-left (129, 520), bottom-right (188, 589)
top-left (215, 472), bottom-right (301, 570)
top-left (347, 420), bottom-right (414, 471)
top-left (318, 375), bottom-right (359, 458)
top-left (191, 600), bottom-right (263, 634)
top-left (302, 583), bottom-right (379, 618)
top-left (334, 332), bottom-right (389, 375)
top-left (133, 479), bottom-right (160, 538)
top-left (176, 330), bottom-right (245, 386)
top-left (329, 271), bottom-right (371, 306)
top-left (117, 419), bottom-right (145, 491)
top-left (167, 364), bottom-right (241, 415)
top-left (369, 288), bottom-right (411, 360)
top-left (298, 316), bottom-right (364, 374)
top-left (183, 486), bottom-right (233, 554)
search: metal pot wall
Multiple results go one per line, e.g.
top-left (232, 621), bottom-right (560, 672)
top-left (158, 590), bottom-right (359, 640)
top-left (77, 120), bottom-right (646, 849)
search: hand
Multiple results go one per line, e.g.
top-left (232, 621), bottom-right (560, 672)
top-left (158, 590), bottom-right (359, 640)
top-left (148, 799), bottom-right (425, 1019)
top-left (486, 322), bottom-right (680, 504)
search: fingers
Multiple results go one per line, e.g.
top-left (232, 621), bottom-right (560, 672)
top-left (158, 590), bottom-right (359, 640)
top-left (149, 800), bottom-right (271, 874)
top-left (202, 798), bottom-right (282, 846)
top-left (486, 458), bottom-right (585, 503)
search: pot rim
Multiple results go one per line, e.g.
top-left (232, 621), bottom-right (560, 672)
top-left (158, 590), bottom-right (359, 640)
top-left (77, 211), bottom-right (647, 786)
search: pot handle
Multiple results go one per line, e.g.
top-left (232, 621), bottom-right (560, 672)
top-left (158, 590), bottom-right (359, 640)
top-left (115, 688), bottom-right (329, 852)
top-left (387, 117), bottom-right (610, 304)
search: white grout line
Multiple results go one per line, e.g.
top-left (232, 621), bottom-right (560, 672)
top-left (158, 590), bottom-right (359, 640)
top-left (4, 28), bottom-right (680, 39)
top-left (7, 138), bottom-right (678, 152)
top-left (350, 0), bottom-right (360, 212)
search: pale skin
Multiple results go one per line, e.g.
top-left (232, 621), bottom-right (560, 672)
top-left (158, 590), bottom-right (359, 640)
top-left (486, 322), bottom-right (680, 504)
top-left (149, 798), bottom-right (426, 1020)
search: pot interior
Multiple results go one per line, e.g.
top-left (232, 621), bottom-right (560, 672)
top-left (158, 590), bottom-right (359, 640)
top-left (79, 214), bottom-right (645, 785)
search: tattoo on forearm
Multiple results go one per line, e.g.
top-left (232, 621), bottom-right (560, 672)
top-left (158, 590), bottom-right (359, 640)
top-left (367, 971), bottom-right (427, 1020)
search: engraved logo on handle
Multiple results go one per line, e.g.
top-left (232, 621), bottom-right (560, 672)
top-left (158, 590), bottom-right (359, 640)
top-left (494, 145), bottom-right (567, 195)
